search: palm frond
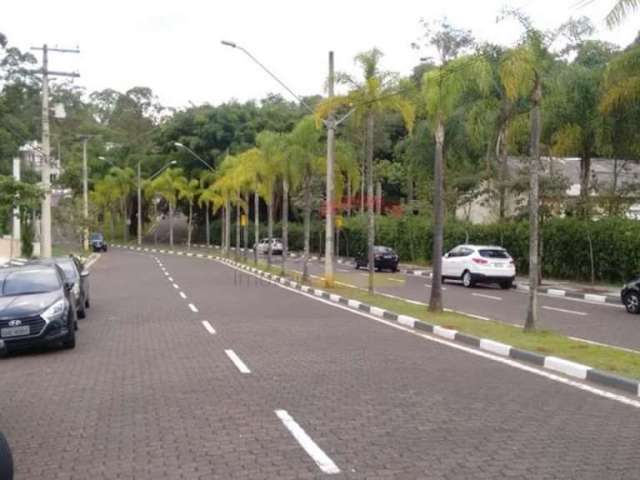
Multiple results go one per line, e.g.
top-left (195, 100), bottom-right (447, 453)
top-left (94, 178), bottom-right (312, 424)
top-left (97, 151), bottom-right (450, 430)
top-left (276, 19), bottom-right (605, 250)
top-left (606, 0), bottom-right (639, 28)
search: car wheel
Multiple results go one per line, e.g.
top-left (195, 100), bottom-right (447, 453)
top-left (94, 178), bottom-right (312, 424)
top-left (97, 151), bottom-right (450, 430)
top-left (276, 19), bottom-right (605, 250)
top-left (0, 432), bottom-right (14, 480)
top-left (61, 310), bottom-right (77, 350)
top-left (354, 262), bottom-right (360, 270)
top-left (623, 292), bottom-right (640, 314)
top-left (85, 297), bottom-right (90, 309)
top-left (391, 266), bottom-right (398, 273)
top-left (500, 280), bottom-right (513, 290)
top-left (462, 271), bottom-right (474, 288)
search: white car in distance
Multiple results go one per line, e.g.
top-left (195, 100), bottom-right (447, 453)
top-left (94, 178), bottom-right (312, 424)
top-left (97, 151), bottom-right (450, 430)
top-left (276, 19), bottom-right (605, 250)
top-left (255, 238), bottom-right (283, 255)
top-left (442, 245), bottom-right (516, 289)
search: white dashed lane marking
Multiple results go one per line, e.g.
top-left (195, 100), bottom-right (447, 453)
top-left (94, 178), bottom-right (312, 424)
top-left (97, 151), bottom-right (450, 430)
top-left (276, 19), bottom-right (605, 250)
top-left (179, 291), bottom-right (187, 299)
top-left (543, 306), bottom-right (587, 316)
top-left (173, 283), bottom-right (180, 289)
top-left (472, 293), bottom-right (503, 301)
top-left (201, 321), bottom-right (216, 335)
top-left (225, 349), bottom-right (251, 374)
top-left (188, 303), bottom-right (199, 313)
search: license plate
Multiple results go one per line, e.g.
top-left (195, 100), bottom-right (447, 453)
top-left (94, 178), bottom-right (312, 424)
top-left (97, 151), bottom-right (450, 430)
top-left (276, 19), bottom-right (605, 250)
top-left (493, 263), bottom-right (505, 268)
top-left (1, 326), bottom-right (30, 338)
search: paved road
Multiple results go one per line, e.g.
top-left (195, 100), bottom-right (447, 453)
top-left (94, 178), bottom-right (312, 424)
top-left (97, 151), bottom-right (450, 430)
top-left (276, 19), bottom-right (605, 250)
top-left (3, 249), bottom-right (640, 479)
top-left (270, 254), bottom-right (639, 352)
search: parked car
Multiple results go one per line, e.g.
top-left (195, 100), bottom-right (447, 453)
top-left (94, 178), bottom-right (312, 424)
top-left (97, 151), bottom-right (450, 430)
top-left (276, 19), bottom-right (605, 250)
top-left (90, 232), bottom-right (107, 252)
top-left (255, 238), bottom-right (283, 255)
top-left (355, 246), bottom-right (400, 272)
top-left (30, 256), bottom-right (90, 319)
top-left (442, 245), bottom-right (515, 289)
top-left (0, 432), bottom-right (13, 480)
top-left (0, 264), bottom-right (77, 355)
top-left (621, 277), bottom-right (640, 314)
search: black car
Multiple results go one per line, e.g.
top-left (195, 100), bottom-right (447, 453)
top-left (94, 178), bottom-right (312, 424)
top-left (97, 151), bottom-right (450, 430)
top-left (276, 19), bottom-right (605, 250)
top-left (0, 265), bottom-right (77, 355)
top-left (90, 232), bottom-right (107, 252)
top-left (0, 432), bottom-right (12, 480)
top-left (355, 246), bottom-right (400, 272)
top-left (621, 277), bottom-right (640, 314)
top-left (30, 257), bottom-right (90, 319)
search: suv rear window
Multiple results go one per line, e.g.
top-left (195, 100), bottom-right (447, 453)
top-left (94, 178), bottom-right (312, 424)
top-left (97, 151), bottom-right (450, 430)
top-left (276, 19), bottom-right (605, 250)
top-left (478, 249), bottom-right (509, 259)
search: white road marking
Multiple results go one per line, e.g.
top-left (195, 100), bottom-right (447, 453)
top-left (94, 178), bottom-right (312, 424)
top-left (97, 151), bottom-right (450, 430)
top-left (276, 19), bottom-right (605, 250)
top-left (472, 293), bottom-right (503, 301)
top-left (217, 260), bottom-right (640, 408)
top-left (179, 291), bottom-right (187, 299)
top-left (542, 306), bottom-right (587, 316)
top-left (275, 410), bottom-right (340, 474)
top-left (168, 277), bottom-right (174, 282)
top-left (225, 349), bottom-right (251, 374)
top-left (173, 283), bottom-right (179, 289)
top-left (386, 277), bottom-right (404, 283)
top-left (164, 272), bottom-right (169, 276)
top-left (424, 283), bottom-right (447, 291)
top-left (188, 303), bottom-right (199, 313)
top-left (201, 320), bottom-right (216, 335)
top-left (337, 269), bottom-right (351, 273)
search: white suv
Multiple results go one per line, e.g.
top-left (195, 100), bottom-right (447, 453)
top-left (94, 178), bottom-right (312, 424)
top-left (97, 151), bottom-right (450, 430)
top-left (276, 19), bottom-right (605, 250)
top-left (442, 245), bottom-right (515, 289)
top-left (255, 238), bottom-right (283, 255)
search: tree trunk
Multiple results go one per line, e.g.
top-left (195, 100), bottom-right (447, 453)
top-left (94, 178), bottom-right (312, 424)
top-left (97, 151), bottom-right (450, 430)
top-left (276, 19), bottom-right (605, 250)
top-left (346, 175), bottom-right (352, 216)
top-left (366, 111), bottom-right (375, 295)
top-left (429, 118), bottom-right (445, 313)
top-left (169, 202), bottom-right (174, 247)
top-left (225, 197), bottom-right (231, 257)
top-left (254, 191), bottom-right (259, 265)
top-left (360, 154), bottom-right (365, 215)
top-left (580, 155), bottom-right (592, 217)
top-left (525, 78), bottom-right (542, 332)
top-left (303, 175), bottom-right (311, 282)
top-left (205, 200), bottom-right (210, 246)
top-left (281, 178), bottom-right (289, 276)
top-left (187, 201), bottom-right (193, 249)
top-left (243, 192), bottom-right (249, 262)
top-left (267, 190), bottom-right (273, 269)
top-left (235, 191), bottom-right (240, 262)
top-left (121, 198), bottom-right (128, 243)
top-left (497, 123), bottom-right (509, 220)
top-left (220, 206), bottom-right (225, 252)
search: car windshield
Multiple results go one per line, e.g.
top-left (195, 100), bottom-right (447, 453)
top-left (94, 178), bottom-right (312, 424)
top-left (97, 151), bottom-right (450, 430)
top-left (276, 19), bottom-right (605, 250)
top-left (90, 233), bottom-right (103, 241)
top-left (478, 249), bottom-right (509, 259)
top-left (375, 247), bottom-right (394, 254)
top-left (1, 269), bottom-right (60, 296)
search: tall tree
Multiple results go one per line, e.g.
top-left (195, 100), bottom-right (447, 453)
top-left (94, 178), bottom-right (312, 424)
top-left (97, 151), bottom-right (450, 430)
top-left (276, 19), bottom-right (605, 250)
top-left (316, 49), bottom-right (415, 294)
top-left (176, 176), bottom-right (200, 249)
top-left (149, 168), bottom-right (183, 247)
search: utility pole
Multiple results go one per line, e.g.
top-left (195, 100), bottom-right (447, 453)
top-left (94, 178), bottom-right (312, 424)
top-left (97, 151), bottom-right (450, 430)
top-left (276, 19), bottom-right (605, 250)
top-left (31, 44), bottom-right (79, 258)
top-left (137, 161), bottom-right (142, 246)
top-left (324, 51), bottom-right (336, 288)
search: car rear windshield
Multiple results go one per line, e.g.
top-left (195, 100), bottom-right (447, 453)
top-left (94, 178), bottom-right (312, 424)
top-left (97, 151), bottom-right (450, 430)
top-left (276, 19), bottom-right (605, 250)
top-left (91, 234), bottom-right (103, 241)
top-left (1, 269), bottom-right (60, 296)
top-left (478, 249), bottom-right (509, 259)
top-left (375, 247), bottom-right (394, 254)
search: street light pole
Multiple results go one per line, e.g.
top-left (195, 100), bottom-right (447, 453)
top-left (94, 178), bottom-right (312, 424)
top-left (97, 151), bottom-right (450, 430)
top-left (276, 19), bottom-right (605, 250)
top-left (80, 137), bottom-right (90, 251)
top-left (173, 142), bottom-right (215, 172)
top-left (324, 51), bottom-right (336, 287)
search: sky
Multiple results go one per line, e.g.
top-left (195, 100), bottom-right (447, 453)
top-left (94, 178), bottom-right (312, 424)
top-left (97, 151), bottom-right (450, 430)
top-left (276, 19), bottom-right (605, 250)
top-left (2, 0), bottom-right (638, 109)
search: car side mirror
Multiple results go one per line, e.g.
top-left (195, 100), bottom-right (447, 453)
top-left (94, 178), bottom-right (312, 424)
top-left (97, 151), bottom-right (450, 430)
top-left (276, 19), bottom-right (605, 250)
top-left (444, 253), bottom-right (450, 258)
top-left (64, 282), bottom-right (74, 292)
top-left (80, 270), bottom-right (90, 278)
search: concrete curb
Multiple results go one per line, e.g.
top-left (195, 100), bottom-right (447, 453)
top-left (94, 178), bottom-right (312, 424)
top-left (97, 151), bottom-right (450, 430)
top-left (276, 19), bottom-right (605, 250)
top-left (114, 244), bottom-right (640, 397)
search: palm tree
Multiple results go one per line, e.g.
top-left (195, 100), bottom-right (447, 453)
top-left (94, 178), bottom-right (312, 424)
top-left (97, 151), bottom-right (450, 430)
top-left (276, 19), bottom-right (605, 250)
top-left (500, 17), bottom-right (552, 331)
top-left (149, 168), bottom-right (183, 247)
top-left (256, 131), bottom-right (283, 269)
top-left (109, 167), bottom-right (135, 242)
top-left (198, 170), bottom-right (217, 247)
top-left (176, 176), bottom-right (200, 249)
top-left (422, 55), bottom-right (492, 313)
top-left (288, 117), bottom-right (325, 281)
top-left (316, 49), bottom-right (415, 294)
top-left (600, 44), bottom-right (640, 113)
top-left (198, 187), bottom-right (224, 247)
top-left (606, 0), bottom-right (639, 27)
top-left (212, 155), bottom-right (238, 257)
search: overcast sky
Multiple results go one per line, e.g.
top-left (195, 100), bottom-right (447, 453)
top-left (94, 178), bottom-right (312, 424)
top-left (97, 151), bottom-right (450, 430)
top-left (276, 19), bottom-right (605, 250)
top-left (2, 0), bottom-right (637, 109)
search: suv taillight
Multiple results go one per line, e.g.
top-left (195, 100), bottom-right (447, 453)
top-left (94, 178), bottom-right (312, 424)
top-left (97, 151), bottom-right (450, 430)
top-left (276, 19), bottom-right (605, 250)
top-left (472, 258), bottom-right (488, 265)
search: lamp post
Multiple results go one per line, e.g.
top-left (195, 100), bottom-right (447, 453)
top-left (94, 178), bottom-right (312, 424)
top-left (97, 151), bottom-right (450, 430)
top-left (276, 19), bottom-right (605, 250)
top-left (173, 142), bottom-right (215, 172)
top-left (221, 41), bottom-right (354, 287)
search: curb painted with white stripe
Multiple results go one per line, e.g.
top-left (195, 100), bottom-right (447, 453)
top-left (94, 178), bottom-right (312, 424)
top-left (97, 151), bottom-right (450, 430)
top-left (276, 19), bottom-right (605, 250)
top-left (113, 244), bottom-right (640, 397)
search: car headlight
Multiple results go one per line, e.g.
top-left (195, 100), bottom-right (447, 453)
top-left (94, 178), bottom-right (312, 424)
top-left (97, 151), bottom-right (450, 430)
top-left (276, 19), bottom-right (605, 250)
top-left (41, 299), bottom-right (66, 323)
